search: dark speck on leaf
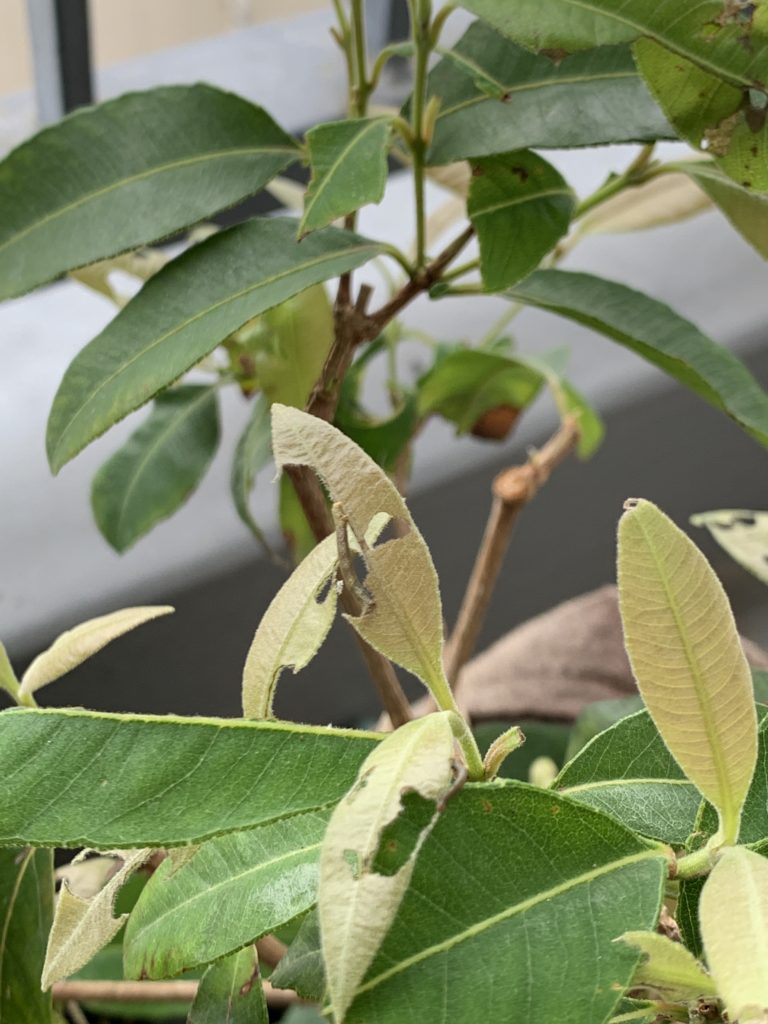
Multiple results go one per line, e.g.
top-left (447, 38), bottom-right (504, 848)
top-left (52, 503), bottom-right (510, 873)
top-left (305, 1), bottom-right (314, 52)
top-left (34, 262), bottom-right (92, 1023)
top-left (511, 166), bottom-right (529, 182)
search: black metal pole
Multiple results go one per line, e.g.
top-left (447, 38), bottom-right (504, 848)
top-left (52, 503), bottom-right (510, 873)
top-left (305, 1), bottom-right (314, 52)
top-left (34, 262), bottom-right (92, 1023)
top-left (53, 0), bottom-right (93, 111)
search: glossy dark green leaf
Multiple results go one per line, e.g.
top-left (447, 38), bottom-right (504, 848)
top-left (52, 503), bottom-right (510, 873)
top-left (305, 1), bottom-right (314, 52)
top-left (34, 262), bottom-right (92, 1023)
top-left (556, 710), bottom-right (700, 843)
top-left (231, 394), bottom-right (272, 545)
top-left (417, 348), bottom-right (543, 433)
top-left (468, 151), bottom-right (573, 290)
top-left (92, 385), bottom-right (220, 552)
top-left (676, 163), bottom-right (768, 255)
top-left (270, 910), bottom-right (325, 1002)
top-left (124, 809), bottom-right (330, 977)
top-left (677, 876), bottom-right (705, 959)
top-left (46, 219), bottom-right (382, 472)
top-left (459, 0), bottom-right (768, 89)
top-left (301, 118), bottom-right (391, 235)
top-left (508, 269), bottom-right (768, 447)
top-left (426, 23), bottom-right (672, 163)
top-left (0, 708), bottom-right (378, 849)
top-left (635, 38), bottom-right (768, 191)
top-left (0, 848), bottom-right (53, 1023)
top-left (345, 782), bottom-right (666, 1024)
top-left (335, 397), bottom-right (418, 473)
top-left (0, 84), bottom-right (297, 300)
top-left (188, 947), bottom-right (267, 1024)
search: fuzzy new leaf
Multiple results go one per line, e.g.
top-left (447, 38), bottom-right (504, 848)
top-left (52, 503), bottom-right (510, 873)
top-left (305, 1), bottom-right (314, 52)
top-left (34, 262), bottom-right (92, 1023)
top-left (618, 931), bottom-right (716, 1002)
top-left (692, 509), bottom-right (768, 585)
top-left (320, 713), bottom-right (457, 1021)
top-left (42, 848), bottom-right (151, 988)
top-left (700, 846), bottom-right (768, 1023)
top-left (271, 404), bottom-right (446, 693)
top-left (618, 499), bottom-right (758, 844)
top-left (20, 606), bottom-right (173, 698)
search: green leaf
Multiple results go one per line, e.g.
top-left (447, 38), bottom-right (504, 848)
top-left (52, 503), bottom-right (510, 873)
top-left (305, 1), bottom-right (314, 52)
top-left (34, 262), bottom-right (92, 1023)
top-left (700, 846), bottom-right (768, 1023)
top-left (0, 708), bottom-right (378, 848)
top-left (20, 606), bottom-right (174, 698)
top-left (270, 911), bottom-right (325, 1002)
top-left (634, 38), bottom-right (768, 191)
top-left (617, 931), bottom-right (716, 1001)
top-left (125, 810), bottom-right (329, 978)
top-left (677, 875), bottom-right (706, 959)
top-left (576, 172), bottom-right (712, 236)
top-left (691, 509), bottom-right (768, 585)
top-left (301, 118), bottom-right (391, 235)
top-left (459, 0), bottom-right (768, 89)
top-left (92, 386), bottom-right (220, 552)
top-left (189, 946), bottom-right (267, 1024)
top-left (468, 151), bottom-right (574, 290)
top-left (675, 161), bottom-right (768, 255)
top-left (0, 848), bottom-right (54, 1023)
top-left (231, 394), bottom-right (272, 546)
top-left (618, 498), bottom-right (758, 845)
top-left (335, 397), bottom-right (418, 474)
top-left (42, 848), bottom-right (152, 988)
top-left (46, 219), bottom-right (382, 472)
top-left (426, 23), bottom-right (672, 164)
top-left (319, 713), bottom-right (457, 1021)
top-left (557, 709), bottom-right (701, 844)
top-left (344, 782), bottom-right (666, 1024)
top-left (566, 696), bottom-right (644, 760)
top-left (507, 269), bottom-right (768, 447)
top-left (417, 348), bottom-right (543, 433)
top-left (0, 84), bottom-right (297, 301)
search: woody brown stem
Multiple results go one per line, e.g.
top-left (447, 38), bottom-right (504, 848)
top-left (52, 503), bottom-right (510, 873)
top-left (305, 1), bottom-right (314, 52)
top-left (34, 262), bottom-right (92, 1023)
top-left (52, 979), bottom-right (298, 1007)
top-left (444, 417), bottom-right (580, 689)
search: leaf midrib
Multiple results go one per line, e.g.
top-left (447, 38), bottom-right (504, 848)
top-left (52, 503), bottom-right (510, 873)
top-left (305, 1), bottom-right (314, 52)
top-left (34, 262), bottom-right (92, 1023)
top-left (563, 777), bottom-right (694, 795)
top-left (303, 119), bottom-right (389, 230)
top-left (472, 186), bottom-right (572, 219)
top-left (354, 847), bottom-right (661, 997)
top-left (0, 146), bottom-right (296, 256)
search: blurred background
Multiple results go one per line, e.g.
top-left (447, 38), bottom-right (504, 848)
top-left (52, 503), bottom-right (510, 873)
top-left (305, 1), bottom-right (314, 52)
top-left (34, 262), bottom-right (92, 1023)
top-left (2, 0), bottom-right (767, 727)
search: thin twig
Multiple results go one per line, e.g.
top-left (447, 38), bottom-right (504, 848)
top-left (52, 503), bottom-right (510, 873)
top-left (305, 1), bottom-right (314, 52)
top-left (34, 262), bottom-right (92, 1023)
top-left (443, 417), bottom-right (580, 689)
top-left (64, 1001), bottom-right (89, 1024)
top-left (51, 979), bottom-right (298, 1007)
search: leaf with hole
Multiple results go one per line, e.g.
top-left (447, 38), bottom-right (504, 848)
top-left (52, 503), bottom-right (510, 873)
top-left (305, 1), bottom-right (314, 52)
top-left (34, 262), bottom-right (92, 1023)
top-left (189, 946), bottom-right (267, 1024)
top-left (0, 708), bottom-right (379, 848)
top-left (618, 499), bottom-right (758, 844)
top-left (426, 23), bottom-right (672, 164)
top-left (46, 219), bottom-right (382, 472)
top-left (691, 508), bottom-right (768, 585)
top-left (319, 713), bottom-right (457, 1022)
top-left (507, 269), bottom-right (768, 447)
top-left (91, 385), bottom-right (220, 552)
top-left (19, 606), bottom-right (173, 698)
top-left (468, 151), bottom-right (574, 290)
top-left (0, 848), bottom-right (53, 1023)
top-left (0, 84), bottom-right (297, 300)
top-left (301, 118), bottom-right (392, 235)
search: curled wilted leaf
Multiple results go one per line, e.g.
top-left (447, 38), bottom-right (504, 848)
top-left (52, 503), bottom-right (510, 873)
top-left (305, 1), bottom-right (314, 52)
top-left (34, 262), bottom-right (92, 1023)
top-left (20, 606), bottom-right (174, 698)
top-left (691, 509), bottom-right (768, 586)
top-left (319, 713), bottom-right (457, 1021)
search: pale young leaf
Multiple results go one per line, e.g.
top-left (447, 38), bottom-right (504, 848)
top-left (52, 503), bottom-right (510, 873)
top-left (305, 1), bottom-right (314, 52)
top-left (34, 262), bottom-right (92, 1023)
top-left (319, 712), bottom-right (457, 1021)
top-left (618, 499), bottom-right (757, 845)
top-left (700, 846), bottom-right (768, 1023)
top-left (578, 172), bottom-right (711, 237)
top-left (0, 641), bottom-right (20, 701)
top-left (691, 510), bottom-right (768, 586)
top-left (20, 606), bottom-right (174, 698)
top-left (271, 404), bottom-right (447, 694)
top-left (617, 931), bottom-right (716, 1002)
top-left (42, 848), bottom-right (152, 988)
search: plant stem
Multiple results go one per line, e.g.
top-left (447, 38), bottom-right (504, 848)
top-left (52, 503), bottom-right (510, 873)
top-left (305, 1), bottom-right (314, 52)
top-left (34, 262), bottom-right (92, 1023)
top-left (440, 257), bottom-right (479, 282)
top-left (427, 667), bottom-right (485, 780)
top-left (573, 143), bottom-right (658, 220)
top-left (350, 0), bottom-right (370, 118)
top-left (407, 0), bottom-right (432, 267)
top-left (444, 417), bottom-right (580, 689)
top-left (51, 979), bottom-right (298, 1007)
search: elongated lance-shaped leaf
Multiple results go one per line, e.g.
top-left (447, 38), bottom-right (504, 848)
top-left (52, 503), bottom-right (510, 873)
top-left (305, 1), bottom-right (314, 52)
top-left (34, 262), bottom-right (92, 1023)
top-left (577, 172), bottom-right (712, 237)
top-left (301, 118), bottom-right (391, 235)
top-left (468, 151), bottom-right (574, 291)
top-left (189, 946), bottom-right (267, 1024)
top-left (425, 23), bottom-right (673, 164)
top-left (618, 498), bottom-right (758, 844)
top-left (674, 162), bottom-right (768, 257)
top-left (124, 809), bottom-right (329, 978)
top-left (0, 84), bottom-right (298, 301)
top-left (617, 931), bottom-right (716, 1002)
top-left (320, 713), bottom-right (457, 1022)
top-left (344, 781), bottom-right (666, 1024)
top-left (692, 509), bottom-right (768, 585)
top-left (700, 846), bottom-right (768, 1023)
top-left (46, 219), bottom-right (382, 472)
top-left (20, 606), bottom-right (173, 699)
top-left (92, 385), bottom-right (220, 552)
top-left (634, 38), bottom-right (768, 192)
top-left (0, 707), bottom-right (379, 848)
top-left (42, 848), bottom-right (151, 988)
top-left (270, 910), bottom-right (325, 1001)
top-left (231, 394), bottom-right (272, 547)
top-left (0, 848), bottom-right (54, 1023)
top-left (271, 404), bottom-right (447, 696)
top-left (459, 0), bottom-right (768, 90)
top-left (507, 269), bottom-right (768, 447)
top-left (0, 642), bottom-right (20, 702)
